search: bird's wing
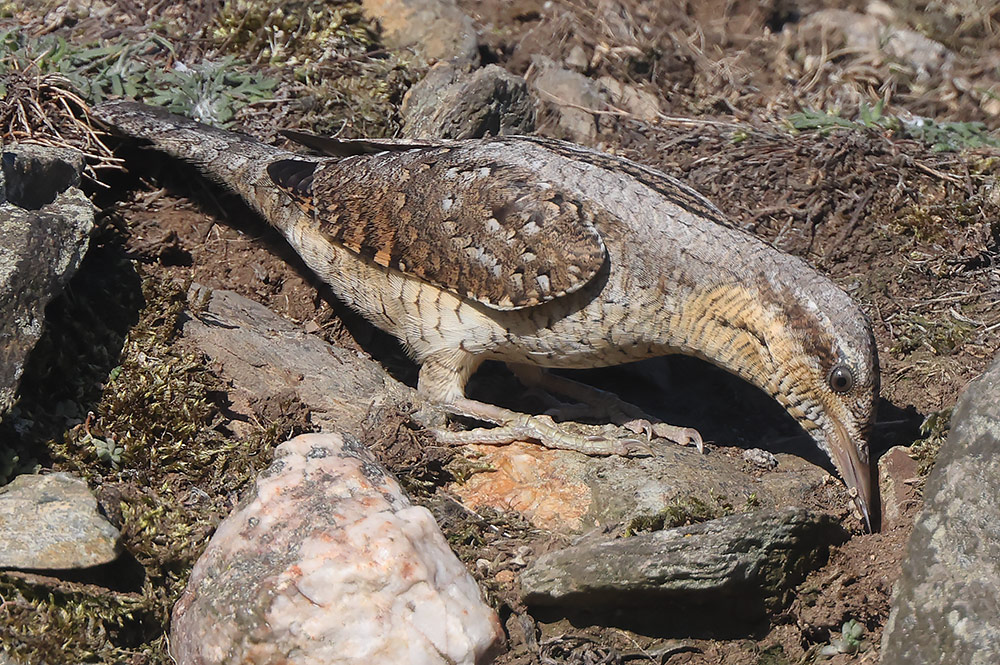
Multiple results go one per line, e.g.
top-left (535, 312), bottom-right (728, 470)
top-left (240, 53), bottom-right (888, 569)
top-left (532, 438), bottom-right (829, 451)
top-left (267, 144), bottom-right (607, 311)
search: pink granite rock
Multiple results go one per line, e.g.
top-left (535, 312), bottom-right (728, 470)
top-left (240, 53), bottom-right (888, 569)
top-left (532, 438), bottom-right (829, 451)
top-left (170, 432), bottom-right (502, 665)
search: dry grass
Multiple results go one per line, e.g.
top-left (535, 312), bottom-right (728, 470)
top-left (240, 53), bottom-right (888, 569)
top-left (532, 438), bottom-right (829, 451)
top-left (0, 60), bottom-right (121, 177)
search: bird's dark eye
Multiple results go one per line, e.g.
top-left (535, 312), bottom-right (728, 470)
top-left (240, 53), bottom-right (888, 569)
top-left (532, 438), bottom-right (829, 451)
top-left (828, 365), bottom-right (855, 393)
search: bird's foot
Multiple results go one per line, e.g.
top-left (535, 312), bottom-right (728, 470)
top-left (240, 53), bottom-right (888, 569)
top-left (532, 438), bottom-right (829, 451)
top-left (430, 397), bottom-right (652, 457)
top-left (540, 391), bottom-right (704, 453)
top-left (507, 364), bottom-right (703, 453)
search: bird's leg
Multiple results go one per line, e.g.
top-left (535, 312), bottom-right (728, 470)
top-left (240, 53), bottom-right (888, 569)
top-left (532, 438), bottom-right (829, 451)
top-left (418, 352), bottom-right (650, 456)
top-left (507, 364), bottom-right (704, 453)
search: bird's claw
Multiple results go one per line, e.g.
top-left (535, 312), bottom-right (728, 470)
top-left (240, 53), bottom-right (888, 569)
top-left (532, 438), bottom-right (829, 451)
top-left (583, 433), bottom-right (653, 457)
top-left (623, 419), bottom-right (705, 454)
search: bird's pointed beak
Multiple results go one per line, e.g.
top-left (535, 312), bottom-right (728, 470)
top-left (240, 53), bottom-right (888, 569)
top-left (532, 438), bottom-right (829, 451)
top-left (828, 423), bottom-right (874, 532)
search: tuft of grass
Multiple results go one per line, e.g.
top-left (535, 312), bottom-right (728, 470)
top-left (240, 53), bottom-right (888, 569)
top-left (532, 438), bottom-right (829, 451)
top-left (788, 100), bottom-right (1000, 152)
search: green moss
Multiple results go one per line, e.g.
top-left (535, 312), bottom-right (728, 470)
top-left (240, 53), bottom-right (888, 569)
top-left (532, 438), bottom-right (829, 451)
top-left (443, 451), bottom-right (496, 486)
top-left (624, 493), bottom-right (735, 536)
top-left (891, 196), bottom-right (987, 244)
top-left (891, 205), bottom-right (948, 244)
top-left (0, 573), bottom-right (166, 664)
top-left (889, 313), bottom-right (975, 356)
top-left (909, 408), bottom-right (951, 479)
top-left (756, 644), bottom-right (792, 665)
top-left (212, 0), bottom-right (376, 63)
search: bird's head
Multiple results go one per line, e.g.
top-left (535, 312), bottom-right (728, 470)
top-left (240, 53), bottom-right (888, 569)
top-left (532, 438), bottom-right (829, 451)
top-left (686, 274), bottom-right (879, 530)
top-left (756, 274), bottom-right (879, 530)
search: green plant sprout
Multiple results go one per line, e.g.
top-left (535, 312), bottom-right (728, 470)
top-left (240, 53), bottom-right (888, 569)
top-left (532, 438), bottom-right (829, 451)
top-left (0, 30), bottom-right (276, 127)
top-left (788, 100), bottom-right (1000, 152)
top-left (818, 619), bottom-right (869, 657)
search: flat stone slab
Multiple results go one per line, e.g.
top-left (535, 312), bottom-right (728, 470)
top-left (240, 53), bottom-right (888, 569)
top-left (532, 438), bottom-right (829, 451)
top-left (521, 507), bottom-right (846, 611)
top-left (0, 472), bottom-right (121, 570)
top-left (881, 352), bottom-right (1000, 665)
top-left (181, 286), bottom-right (410, 436)
top-left (170, 432), bottom-right (502, 665)
top-left (450, 442), bottom-right (837, 535)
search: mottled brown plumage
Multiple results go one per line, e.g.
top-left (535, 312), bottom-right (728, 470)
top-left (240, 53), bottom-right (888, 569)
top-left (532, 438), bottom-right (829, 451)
top-left (92, 100), bottom-right (880, 530)
top-left (268, 152), bottom-right (606, 309)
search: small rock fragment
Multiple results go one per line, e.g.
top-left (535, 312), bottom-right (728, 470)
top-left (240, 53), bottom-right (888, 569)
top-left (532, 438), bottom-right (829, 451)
top-left (564, 45), bottom-right (589, 73)
top-left (402, 63), bottom-right (535, 139)
top-left (530, 55), bottom-right (606, 143)
top-left (0, 472), bottom-right (121, 570)
top-left (797, 10), bottom-right (953, 78)
top-left (520, 508), bottom-right (846, 611)
top-left (743, 447), bottom-right (779, 470)
top-left (877, 446), bottom-right (919, 528)
top-left (170, 432), bottom-right (502, 665)
top-left (597, 76), bottom-right (660, 123)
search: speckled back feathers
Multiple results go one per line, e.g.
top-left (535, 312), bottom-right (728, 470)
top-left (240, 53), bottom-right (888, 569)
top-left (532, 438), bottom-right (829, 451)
top-left (269, 146), bottom-right (607, 310)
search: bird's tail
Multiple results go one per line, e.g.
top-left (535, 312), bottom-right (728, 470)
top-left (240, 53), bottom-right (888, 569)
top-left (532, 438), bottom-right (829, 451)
top-left (91, 100), bottom-right (311, 233)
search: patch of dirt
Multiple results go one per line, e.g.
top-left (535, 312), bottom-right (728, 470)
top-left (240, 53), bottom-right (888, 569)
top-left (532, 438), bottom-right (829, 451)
top-left (3, 0), bottom-right (999, 663)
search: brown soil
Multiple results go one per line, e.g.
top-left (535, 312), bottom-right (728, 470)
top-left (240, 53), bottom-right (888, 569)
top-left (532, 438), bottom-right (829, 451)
top-left (3, 0), bottom-right (998, 663)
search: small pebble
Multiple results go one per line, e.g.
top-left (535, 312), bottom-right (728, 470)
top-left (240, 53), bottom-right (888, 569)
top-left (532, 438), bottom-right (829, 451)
top-left (743, 448), bottom-right (779, 470)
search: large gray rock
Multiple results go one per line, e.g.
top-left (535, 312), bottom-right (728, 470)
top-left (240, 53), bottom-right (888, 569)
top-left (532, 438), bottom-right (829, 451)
top-left (0, 144), bottom-right (94, 418)
top-left (521, 508), bottom-right (846, 611)
top-left (170, 432), bottom-right (502, 665)
top-left (402, 63), bottom-right (535, 139)
top-left (881, 353), bottom-right (1000, 665)
top-left (0, 472), bottom-right (121, 570)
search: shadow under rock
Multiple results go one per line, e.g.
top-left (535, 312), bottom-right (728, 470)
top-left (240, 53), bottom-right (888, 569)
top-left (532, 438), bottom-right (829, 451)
top-left (5, 548), bottom-right (147, 594)
top-left (530, 594), bottom-right (772, 641)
